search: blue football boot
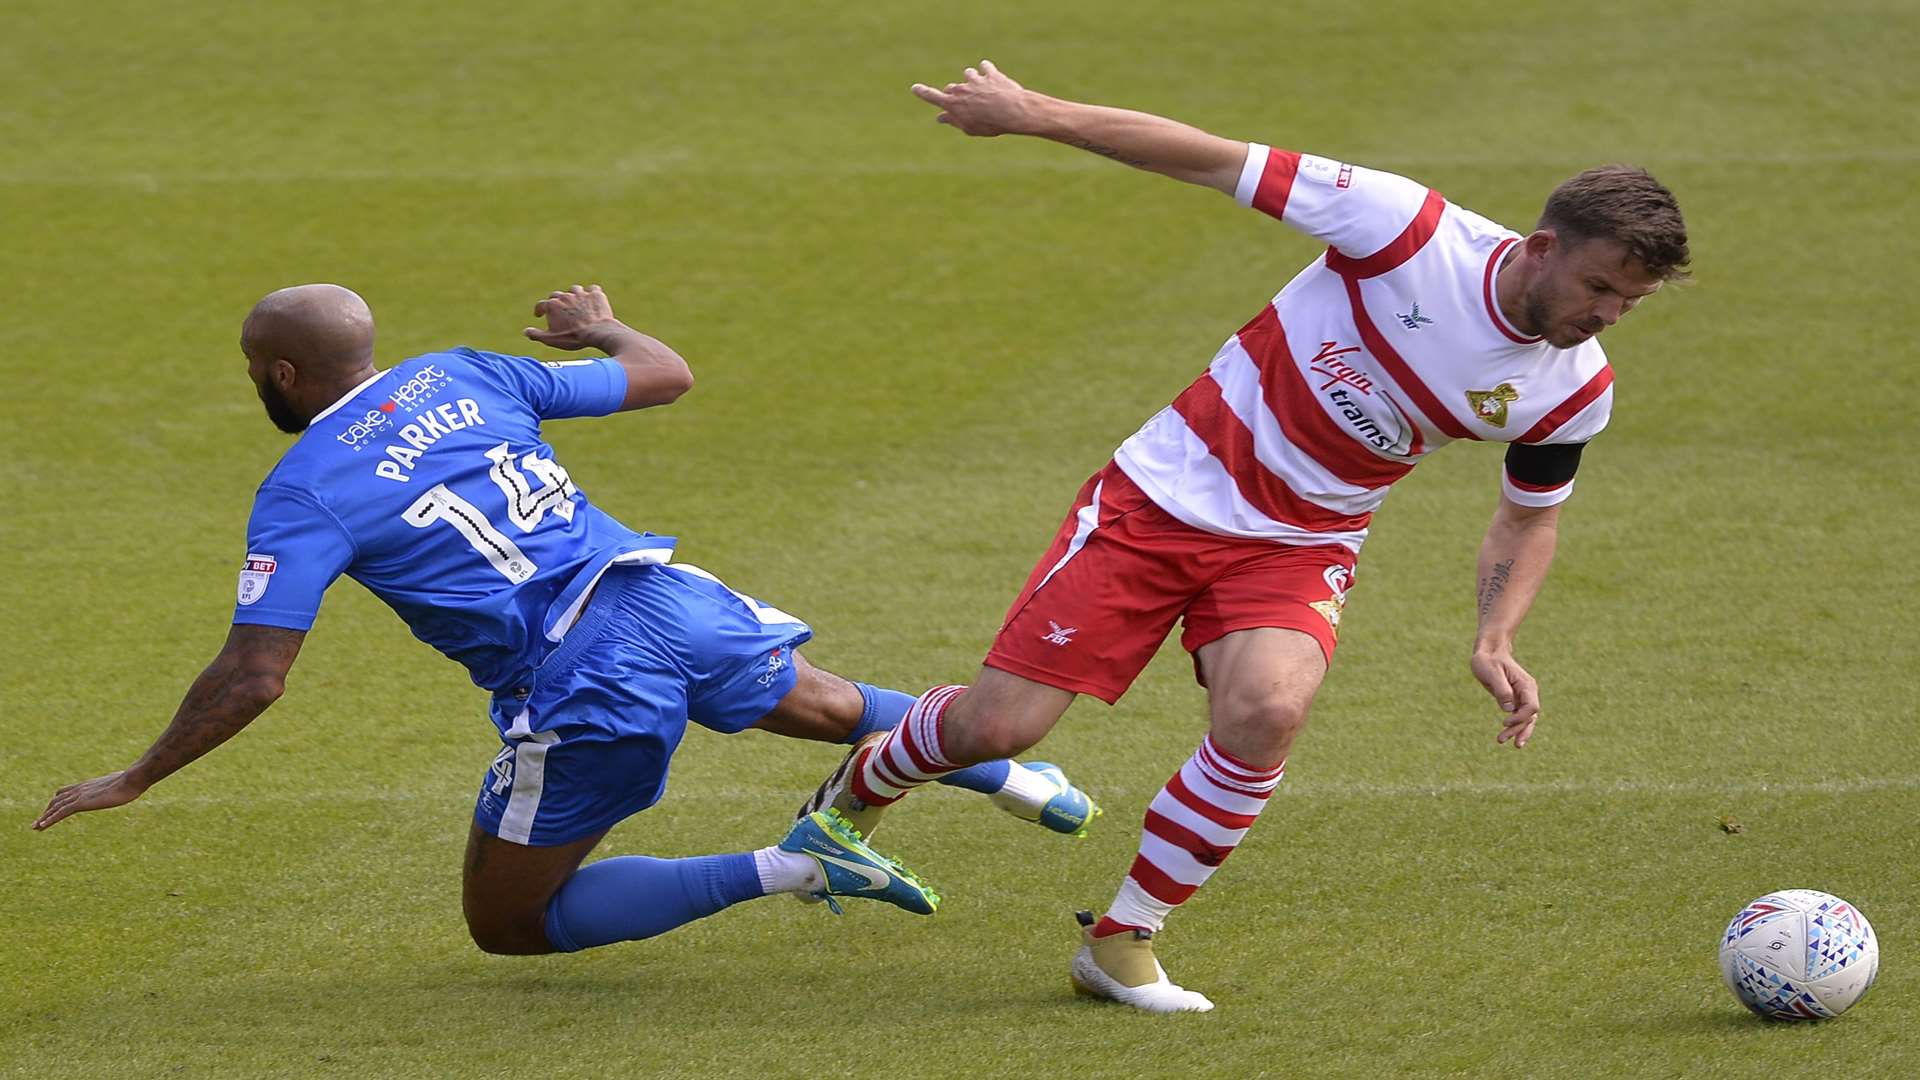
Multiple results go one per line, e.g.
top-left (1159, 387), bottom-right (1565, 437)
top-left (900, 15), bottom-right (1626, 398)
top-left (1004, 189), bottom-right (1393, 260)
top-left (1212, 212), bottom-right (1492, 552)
top-left (779, 808), bottom-right (940, 916)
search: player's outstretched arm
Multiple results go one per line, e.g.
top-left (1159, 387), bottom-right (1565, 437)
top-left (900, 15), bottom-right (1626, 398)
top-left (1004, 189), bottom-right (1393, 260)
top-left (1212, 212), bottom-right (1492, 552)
top-left (33, 625), bottom-right (304, 831)
top-left (1469, 497), bottom-right (1562, 750)
top-left (523, 284), bottom-right (693, 411)
top-left (911, 60), bottom-right (1247, 194)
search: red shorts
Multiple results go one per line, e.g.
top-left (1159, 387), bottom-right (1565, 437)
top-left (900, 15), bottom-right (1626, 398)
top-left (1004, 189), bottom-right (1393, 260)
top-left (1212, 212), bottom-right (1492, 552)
top-left (984, 462), bottom-right (1357, 704)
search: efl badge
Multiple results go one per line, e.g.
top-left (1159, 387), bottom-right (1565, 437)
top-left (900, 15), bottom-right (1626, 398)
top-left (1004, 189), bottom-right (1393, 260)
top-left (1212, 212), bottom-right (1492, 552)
top-left (1466, 383), bottom-right (1520, 427)
top-left (237, 553), bottom-right (276, 606)
top-left (1309, 565), bottom-right (1353, 636)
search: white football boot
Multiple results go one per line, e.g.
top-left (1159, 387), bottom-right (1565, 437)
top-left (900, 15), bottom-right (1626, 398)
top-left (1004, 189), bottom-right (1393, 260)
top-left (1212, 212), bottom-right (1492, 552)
top-left (1068, 910), bottom-right (1215, 1013)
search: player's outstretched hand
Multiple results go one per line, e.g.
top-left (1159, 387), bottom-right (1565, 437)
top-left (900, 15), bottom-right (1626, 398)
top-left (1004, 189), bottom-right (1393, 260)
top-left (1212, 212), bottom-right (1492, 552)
top-left (911, 59), bottom-right (1036, 137)
top-left (524, 284), bottom-right (623, 351)
top-left (33, 770), bottom-right (146, 831)
top-left (1470, 649), bottom-right (1540, 749)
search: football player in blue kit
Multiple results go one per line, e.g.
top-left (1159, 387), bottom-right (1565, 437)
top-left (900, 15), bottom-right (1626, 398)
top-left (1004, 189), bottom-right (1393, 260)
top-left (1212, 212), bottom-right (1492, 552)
top-left (35, 282), bottom-right (1096, 956)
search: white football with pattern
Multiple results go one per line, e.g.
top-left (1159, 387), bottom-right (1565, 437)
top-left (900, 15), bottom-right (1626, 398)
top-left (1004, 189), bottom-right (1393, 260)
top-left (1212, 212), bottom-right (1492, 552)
top-left (1719, 890), bottom-right (1878, 1020)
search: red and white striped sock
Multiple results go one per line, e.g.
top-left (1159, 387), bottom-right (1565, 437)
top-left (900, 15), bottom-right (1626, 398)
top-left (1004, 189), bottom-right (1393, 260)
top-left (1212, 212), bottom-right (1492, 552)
top-left (1097, 735), bottom-right (1285, 936)
top-left (849, 685), bottom-right (969, 806)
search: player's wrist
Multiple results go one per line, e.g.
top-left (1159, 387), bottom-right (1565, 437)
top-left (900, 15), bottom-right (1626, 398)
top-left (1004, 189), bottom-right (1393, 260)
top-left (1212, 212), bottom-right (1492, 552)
top-left (1470, 636), bottom-right (1515, 658)
top-left (576, 320), bottom-right (639, 354)
top-left (118, 764), bottom-right (158, 794)
top-left (1024, 92), bottom-right (1078, 139)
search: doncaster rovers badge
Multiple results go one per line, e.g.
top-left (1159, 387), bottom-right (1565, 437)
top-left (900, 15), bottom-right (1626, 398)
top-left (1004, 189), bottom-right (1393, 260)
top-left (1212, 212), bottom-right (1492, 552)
top-left (1465, 383), bottom-right (1520, 428)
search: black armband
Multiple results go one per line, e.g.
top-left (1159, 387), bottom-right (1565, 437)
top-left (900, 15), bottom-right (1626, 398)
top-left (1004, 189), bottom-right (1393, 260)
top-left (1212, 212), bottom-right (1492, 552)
top-left (1504, 441), bottom-right (1585, 488)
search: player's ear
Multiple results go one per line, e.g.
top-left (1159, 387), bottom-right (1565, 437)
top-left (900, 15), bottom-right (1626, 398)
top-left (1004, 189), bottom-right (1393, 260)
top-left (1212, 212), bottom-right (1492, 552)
top-left (1523, 229), bottom-right (1557, 261)
top-left (271, 357), bottom-right (298, 390)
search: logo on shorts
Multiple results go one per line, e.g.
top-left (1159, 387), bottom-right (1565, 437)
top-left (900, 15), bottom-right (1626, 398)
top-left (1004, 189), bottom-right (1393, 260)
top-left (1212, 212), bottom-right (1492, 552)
top-left (757, 645), bottom-right (790, 686)
top-left (1309, 565), bottom-right (1353, 636)
top-left (1466, 382), bottom-right (1520, 428)
top-left (1041, 621), bottom-right (1078, 646)
top-left (236, 553), bottom-right (276, 606)
top-left (487, 746), bottom-right (516, 798)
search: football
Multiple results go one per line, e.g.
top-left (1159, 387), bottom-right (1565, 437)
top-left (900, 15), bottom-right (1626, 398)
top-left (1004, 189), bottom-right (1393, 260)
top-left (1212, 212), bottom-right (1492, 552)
top-left (1720, 890), bottom-right (1879, 1020)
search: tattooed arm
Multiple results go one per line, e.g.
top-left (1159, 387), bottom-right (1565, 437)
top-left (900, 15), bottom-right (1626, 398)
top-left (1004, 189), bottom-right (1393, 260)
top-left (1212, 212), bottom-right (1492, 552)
top-left (34, 625), bottom-right (304, 830)
top-left (1469, 497), bottom-right (1562, 750)
top-left (909, 61), bottom-right (1248, 194)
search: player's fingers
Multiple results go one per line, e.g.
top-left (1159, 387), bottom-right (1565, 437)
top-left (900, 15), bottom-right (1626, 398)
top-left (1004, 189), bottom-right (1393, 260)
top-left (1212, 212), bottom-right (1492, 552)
top-left (911, 83), bottom-right (956, 107)
top-left (1509, 670), bottom-right (1541, 721)
top-left (964, 66), bottom-right (982, 83)
top-left (980, 58), bottom-right (1000, 77)
top-left (33, 799), bottom-right (70, 830)
top-left (935, 113), bottom-right (954, 126)
top-left (1510, 717), bottom-right (1538, 749)
top-left (533, 300), bottom-right (550, 316)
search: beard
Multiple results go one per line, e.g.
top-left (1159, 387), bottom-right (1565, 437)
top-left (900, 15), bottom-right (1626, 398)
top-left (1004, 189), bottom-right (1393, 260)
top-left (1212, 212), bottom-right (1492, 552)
top-left (1522, 281), bottom-right (1593, 349)
top-left (1521, 281), bottom-right (1555, 342)
top-left (257, 381), bottom-right (309, 434)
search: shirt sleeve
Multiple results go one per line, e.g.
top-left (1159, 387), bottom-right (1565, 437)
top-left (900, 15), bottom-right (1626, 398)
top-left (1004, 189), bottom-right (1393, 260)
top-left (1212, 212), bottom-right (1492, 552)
top-left (232, 485), bottom-right (355, 630)
top-left (1501, 442), bottom-right (1587, 508)
top-left (464, 350), bottom-right (630, 420)
top-left (1233, 142), bottom-right (1440, 264)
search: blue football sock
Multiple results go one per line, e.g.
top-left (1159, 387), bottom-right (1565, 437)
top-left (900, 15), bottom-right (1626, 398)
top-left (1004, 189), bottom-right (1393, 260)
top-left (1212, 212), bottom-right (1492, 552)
top-left (850, 683), bottom-right (1013, 795)
top-left (543, 852), bottom-right (764, 953)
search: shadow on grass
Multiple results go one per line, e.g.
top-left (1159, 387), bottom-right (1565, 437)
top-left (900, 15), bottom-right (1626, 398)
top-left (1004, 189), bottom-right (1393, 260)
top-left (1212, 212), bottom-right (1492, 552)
top-left (6, 944), bottom-right (1090, 1066)
top-left (1603, 1007), bottom-right (1828, 1038)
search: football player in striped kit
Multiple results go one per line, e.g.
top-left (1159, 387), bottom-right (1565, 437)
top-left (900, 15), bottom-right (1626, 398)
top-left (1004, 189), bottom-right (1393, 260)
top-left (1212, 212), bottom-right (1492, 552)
top-left (803, 61), bottom-right (1689, 1012)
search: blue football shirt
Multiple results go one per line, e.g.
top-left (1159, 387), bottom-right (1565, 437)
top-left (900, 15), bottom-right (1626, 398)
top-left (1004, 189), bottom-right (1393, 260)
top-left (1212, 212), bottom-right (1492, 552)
top-left (232, 348), bottom-right (675, 692)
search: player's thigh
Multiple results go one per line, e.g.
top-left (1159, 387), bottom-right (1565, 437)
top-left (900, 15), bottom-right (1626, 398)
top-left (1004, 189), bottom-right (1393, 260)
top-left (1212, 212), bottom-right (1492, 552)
top-left (1195, 627), bottom-right (1329, 769)
top-left (751, 652), bottom-right (864, 742)
top-left (653, 564), bottom-right (819, 737)
top-left (941, 663), bottom-right (1079, 763)
top-left (461, 824), bottom-right (609, 954)
top-left (986, 465), bottom-right (1201, 706)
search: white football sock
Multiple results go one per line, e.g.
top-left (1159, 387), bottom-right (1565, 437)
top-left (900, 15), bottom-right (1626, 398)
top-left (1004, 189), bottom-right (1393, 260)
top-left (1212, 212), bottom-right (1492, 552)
top-left (989, 761), bottom-right (1060, 814)
top-left (753, 846), bottom-right (822, 894)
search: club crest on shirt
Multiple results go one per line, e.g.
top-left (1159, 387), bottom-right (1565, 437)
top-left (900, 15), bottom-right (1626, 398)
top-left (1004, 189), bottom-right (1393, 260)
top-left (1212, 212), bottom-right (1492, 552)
top-left (1466, 383), bottom-right (1520, 427)
top-left (237, 553), bottom-right (276, 606)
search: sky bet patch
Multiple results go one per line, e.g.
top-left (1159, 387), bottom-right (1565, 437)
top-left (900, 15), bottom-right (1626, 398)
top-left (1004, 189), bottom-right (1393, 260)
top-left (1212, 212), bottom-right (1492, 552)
top-left (237, 553), bottom-right (276, 606)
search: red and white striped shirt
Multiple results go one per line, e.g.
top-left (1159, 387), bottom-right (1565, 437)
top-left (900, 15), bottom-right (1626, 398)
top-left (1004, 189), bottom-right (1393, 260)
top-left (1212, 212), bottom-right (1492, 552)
top-left (1112, 143), bottom-right (1613, 552)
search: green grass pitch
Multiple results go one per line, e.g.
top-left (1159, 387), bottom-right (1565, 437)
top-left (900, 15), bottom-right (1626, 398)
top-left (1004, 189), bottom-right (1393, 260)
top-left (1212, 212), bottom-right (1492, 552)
top-left (4, 1), bottom-right (1917, 1076)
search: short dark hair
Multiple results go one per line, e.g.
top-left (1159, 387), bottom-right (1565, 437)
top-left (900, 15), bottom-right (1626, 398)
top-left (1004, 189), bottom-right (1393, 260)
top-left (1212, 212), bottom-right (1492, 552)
top-left (1538, 166), bottom-right (1691, 281)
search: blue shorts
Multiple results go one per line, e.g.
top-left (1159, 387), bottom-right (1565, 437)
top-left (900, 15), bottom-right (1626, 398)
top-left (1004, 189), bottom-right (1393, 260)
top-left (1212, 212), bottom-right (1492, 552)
top-left (472, 562), bottom-right (812, 846)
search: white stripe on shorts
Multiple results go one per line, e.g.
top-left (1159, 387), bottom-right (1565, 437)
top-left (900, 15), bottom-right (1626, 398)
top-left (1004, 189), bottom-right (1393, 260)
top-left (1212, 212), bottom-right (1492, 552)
top-left (498, 729), bottom-right (561, 845)
top-left (1032, 479), bottom-right (1104, 596)
top-left (666, 562), bottom-right (806, 626)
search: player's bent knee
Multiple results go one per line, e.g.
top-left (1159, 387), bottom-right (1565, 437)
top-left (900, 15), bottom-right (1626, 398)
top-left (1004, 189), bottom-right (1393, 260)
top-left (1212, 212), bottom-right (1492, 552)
top-left (1243, 697), bottom-right (1311, 738)
top-left (1213, 693), bottom-right (1313, 764)
top-left (464, 907), bottom-right (556, 956)
top-left (948, 708), bottom-right (1045, 763)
